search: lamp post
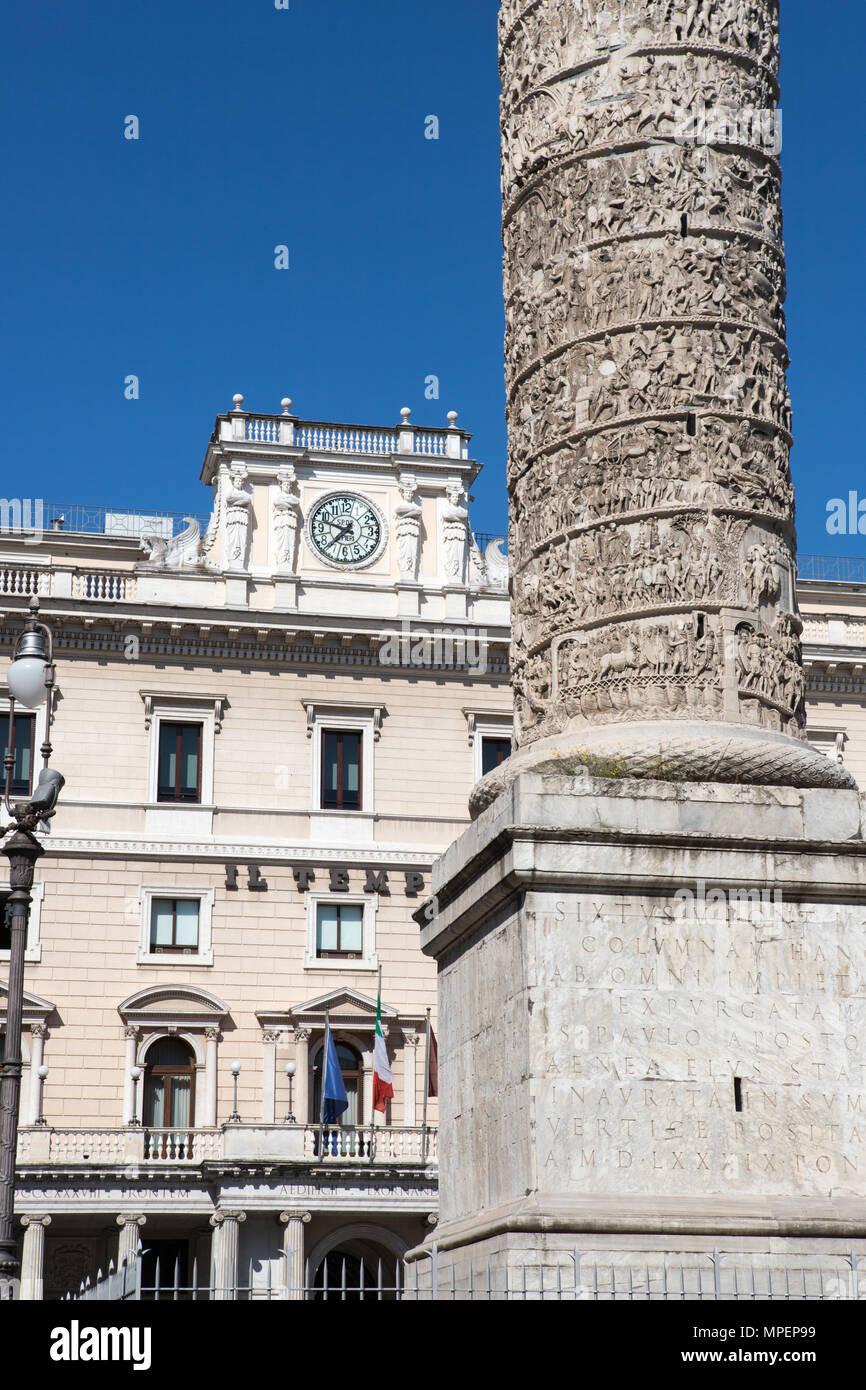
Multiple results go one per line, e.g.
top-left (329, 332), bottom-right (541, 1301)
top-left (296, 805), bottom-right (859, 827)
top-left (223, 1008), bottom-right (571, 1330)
top-left (129, 1067), bottom-right (142, 1127)
top-left (0, 598), bottom-right (64, 1300)
top-left (34, 1066), bottom-right (48, 1127)
top-left (284, 1062), bottom-right (296, 1124)
top-left (228, 1062), bottom-right (241, 1124)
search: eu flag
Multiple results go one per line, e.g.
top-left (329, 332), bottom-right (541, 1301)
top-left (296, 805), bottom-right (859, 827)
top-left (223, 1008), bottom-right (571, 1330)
top-left (322, 1022), bottom-right (349, 1124)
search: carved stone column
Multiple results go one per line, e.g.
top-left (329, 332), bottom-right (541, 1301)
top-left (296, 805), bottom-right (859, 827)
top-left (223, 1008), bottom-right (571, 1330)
top-left (122, 1025), bottom-right (139, 1124)
top-left (204, 1028), bottom-right (220, 1127)
top-left (19, 1215), bottom-right (50, 1300)
top-left (294, 1029), bottom-right (310, 1125)
top-left (279, 1210), bottom-right (311, 1301)
top-left (403, 1031), bottom-right (420, 1127)
top-left (480, 0), bottom-right (853, 811)
top-left (27, 1024), bottom-right (46, 1125)
top-left (116, 1213), bottom-right (146, 1271)
top-left (209, 1209), bottom-right (246, 1301)
top-left (261, 1029), bottom-right (279, 1124)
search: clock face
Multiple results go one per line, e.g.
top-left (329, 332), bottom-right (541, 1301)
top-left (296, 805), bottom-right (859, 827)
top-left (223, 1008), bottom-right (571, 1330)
top-left (308, 493), bottom-right (385, 567)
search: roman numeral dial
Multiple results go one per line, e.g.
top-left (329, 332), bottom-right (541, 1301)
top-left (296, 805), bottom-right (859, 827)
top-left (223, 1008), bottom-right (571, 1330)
top-left (308, 493), bottom-right (384, 567)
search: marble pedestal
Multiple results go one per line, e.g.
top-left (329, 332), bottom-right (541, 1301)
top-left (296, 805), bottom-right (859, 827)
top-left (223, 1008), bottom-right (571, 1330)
top-left (413, 770), bottom-right (866, 1295)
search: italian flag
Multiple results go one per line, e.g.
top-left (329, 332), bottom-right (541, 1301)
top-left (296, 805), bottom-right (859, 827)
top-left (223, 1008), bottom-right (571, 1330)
top-left (372, 989), bottom-right (393, 1114)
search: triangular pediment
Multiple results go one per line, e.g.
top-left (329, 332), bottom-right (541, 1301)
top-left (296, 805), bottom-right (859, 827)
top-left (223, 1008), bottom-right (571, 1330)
top-left (0, 982), bottom-right (55, 1025)
top-left (291, 987), bottom-right (397, 1022)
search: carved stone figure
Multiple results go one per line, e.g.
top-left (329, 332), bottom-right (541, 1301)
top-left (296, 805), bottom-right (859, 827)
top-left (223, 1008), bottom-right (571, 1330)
top-left (273, 466), bottom-right (301, 571)
top-left (442, 482), bottom-right (469, 585)
top-left (486, 0), bottom-right (852, 797)
top-left (394, 474), bottom-right (423, 581)
top-left (224, 467), bottom-right (251, 569)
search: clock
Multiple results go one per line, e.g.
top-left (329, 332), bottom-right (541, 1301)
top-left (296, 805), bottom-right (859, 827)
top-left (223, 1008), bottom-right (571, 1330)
top-left (307, 492), bottom-right (386, 568)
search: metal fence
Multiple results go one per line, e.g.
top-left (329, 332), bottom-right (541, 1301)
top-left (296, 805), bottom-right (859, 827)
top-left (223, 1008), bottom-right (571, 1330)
top-left (66, 1246), bottom-right (866, 1302)
top-left (798, 554), bottom-right (866, 584)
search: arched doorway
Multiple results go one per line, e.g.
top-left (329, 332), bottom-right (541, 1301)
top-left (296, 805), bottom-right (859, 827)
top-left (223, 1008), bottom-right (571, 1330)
top-left (143, 1037), bottom-right (196, 1157)
top-left (311, 1039), bottom-right (363, 1125)
top-left (310, 1237), bottom-right (403, 1301)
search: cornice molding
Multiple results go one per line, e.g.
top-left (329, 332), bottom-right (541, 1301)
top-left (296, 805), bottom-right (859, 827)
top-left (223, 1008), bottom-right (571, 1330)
top-left (42, 837), bottom-right (442, 866)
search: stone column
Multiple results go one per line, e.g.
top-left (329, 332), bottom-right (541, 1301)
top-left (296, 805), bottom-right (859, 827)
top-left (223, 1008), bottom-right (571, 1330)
top-left (122, 1026), bottom-right (139, 1124)
top-left (209, 1209), bottom-right (246, 1300)
top-left (116, 1213), bottom-right (146, 1273)
top-left (403, 1031), bottom-right (419, 1127)
top-left (293, 1029), bottom-right (310, 1125)
top-left (19, 1216), bottom-right (50, 1301)
top-left (477, 0), bottom-right (853, 811)
top-left (204, 1028), bottom-right (219, 1127)
top-left (279, 1210), bottom-right (311, 1301)
top-left (27, 1024), bottom-right (46, 1125)
top-left (261, 1030), bottom-right (278, 1124)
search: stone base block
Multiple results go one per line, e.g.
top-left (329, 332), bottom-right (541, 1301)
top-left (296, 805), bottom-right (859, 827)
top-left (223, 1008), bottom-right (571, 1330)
top-left (419, 771), bottom-right (866, 1295)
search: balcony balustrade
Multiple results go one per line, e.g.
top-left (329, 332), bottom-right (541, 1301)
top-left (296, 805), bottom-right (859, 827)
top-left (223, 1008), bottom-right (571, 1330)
top-left (17, 1123), bottom-right (437, 1167)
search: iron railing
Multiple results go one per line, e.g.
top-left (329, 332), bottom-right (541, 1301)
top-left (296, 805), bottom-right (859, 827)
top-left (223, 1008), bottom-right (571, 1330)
top-left (67, 1246), bottom-right (866, 1303)
top-left (798, 554), bottom-right (866, 584)
top-left (40, 504), bottom-right (210, 540)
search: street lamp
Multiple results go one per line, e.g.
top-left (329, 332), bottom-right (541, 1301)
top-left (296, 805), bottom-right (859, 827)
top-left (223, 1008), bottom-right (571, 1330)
top-left (0, 597), bottom-right (64, 1300)
top-left (228, 1062), bottom-right (242, 1123)
top-left (34, 1066), bottom-right (48, 1127)
top-left (284, 1061), bottom-right (296, 1124)
top-left (129, 1067), bottom-right (142, 1127)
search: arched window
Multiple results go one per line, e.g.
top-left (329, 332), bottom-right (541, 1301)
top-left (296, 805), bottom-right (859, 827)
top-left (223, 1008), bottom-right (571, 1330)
top-left (312, 1040), bottom-right (363, 1126)
top-left (143, 1037), bottom-right (196, 1131)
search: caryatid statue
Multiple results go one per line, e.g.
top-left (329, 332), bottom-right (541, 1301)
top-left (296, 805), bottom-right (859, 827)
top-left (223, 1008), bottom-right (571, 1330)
top-left (224, 466), bottom-right (251, 569)
top-left (394, 474), bottom-right (423, 581)
top-left (480, 0), bottom-right (852, 808)
top-left (273, 465), bottom-right (301, 571)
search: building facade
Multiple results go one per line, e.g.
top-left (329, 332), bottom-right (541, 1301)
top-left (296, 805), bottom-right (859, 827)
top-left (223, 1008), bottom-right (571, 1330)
top-left (1, 399), bottom-right (511, 1299)
top-left (1, 399), bottom-right (864, 1298)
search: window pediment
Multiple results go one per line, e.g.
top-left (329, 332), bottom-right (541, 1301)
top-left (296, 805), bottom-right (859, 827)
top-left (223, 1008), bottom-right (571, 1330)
top-left (119, 984), bottom-right (229, 1030)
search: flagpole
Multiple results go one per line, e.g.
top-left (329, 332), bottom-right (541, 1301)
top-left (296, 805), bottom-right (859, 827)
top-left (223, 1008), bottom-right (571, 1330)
top-left (422, 1006), bottom-right (431, 1164)
top-left (370, 964), bottom-right (382, 1165)
top-left (319, 1009), bottom-right (328, 1160)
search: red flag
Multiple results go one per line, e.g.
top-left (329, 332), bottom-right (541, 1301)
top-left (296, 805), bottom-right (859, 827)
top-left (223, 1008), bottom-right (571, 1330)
top-left (427, 1028), bottom-right (439, 1099)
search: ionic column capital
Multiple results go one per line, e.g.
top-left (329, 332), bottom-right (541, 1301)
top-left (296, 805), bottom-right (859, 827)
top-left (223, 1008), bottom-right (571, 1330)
top-left (210, 1209), bottom-right (247, 1229)
top-left (20, 1215), bottom-right (51, 1230)
top-left (116, 1213), bottom-right (147, 1230)
top-left (279, 1210), bottom-right (312, 1227)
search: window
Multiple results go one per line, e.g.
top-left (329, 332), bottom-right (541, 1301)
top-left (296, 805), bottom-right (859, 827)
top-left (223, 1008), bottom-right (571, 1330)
top-left (137, 888), bottom-right (214, 966)
top-left (316, 903), bottom-right (364, 959)
top-left (143, 1037), bottom-right (196, 1140)
top-left (0, 882), bottom-right (44, 963)
top-left (0, 714), bottom-right (35, 796)
top-left (150, 899), bottom-right (200, 955)
top-left (481, 736), bottom-right (512, 777)
top-left (321, 731), bottom-right (362, 810)
top-left (464, 710), bottom-right (514, 784)
top-left (304, 892), bottom-right (378, 972)
top-left (157, 723), bottom-right (202, 803)
top-left (303, 703), bottom-right (382, 832)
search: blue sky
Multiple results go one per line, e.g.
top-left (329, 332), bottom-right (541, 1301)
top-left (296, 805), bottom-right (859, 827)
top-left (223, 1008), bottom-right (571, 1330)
top-left (2, 1), bottom-right (862, 556)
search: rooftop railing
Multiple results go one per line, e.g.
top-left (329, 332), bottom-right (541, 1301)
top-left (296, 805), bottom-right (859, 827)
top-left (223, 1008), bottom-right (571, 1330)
top-left (798, 554), bottom-right (866, 584)
top-left (219, 400), bottom-right (472, 461)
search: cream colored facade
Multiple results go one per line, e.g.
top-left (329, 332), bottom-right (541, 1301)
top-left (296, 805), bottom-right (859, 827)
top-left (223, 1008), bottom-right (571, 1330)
top-left (1, 401), bottom-right (510, 1299)
top-left (799, 569), bottom-right (866, 787)
top-left (2, 400), bottom-right (863, 1299)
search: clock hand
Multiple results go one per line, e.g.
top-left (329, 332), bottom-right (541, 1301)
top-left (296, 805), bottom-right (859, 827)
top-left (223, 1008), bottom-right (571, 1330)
top-left (331, 522), bottom-right (355, 542)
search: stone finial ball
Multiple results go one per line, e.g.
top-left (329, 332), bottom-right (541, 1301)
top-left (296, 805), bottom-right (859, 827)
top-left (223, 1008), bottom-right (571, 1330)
top-left (232, 393), bottom-right (244, 410)
top-left (281, 398), bottom-right (292, 413)
top-left (400, 407), bottom-right (412, 421)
